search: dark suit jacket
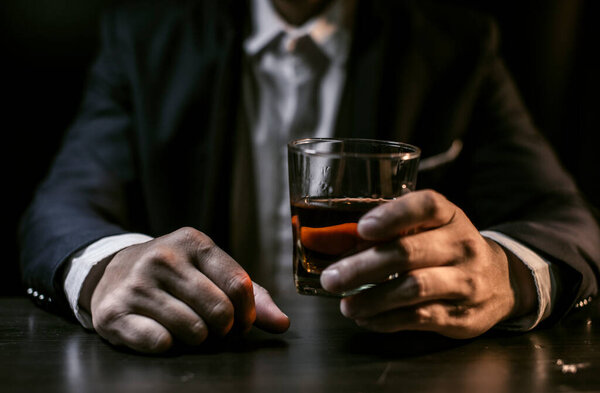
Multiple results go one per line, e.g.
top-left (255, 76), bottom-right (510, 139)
top-left (19, 0), bottom-right (600, 324)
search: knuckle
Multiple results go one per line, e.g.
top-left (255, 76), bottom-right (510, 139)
top-left (459, 236), bottom-right (480, 260)
top-left (177, 227), bottom-right (213, 249)
top-left (92, 301), bottom-right (124, 332)
top-left (397, 273), bottom-right (423, 299)
top-left (414, 306), bottom-right (434, 326)
top-left (146, 244), bottom-right (177, 266)
top-left (176, 226), bottom-right (201, 240)
top-left (461, 274), bottom-right (483, 300)
top-left (447, 303), bottom-right (470, 319)
top-left (188, 319), bottom-right (208, 342)
top-left (411, 273), bottom-right (428, 298)
top-left (225, 273), bottom-right (254, 299)
top-left (178, 227), bottom-right (218, 263)
top-left (207, 299), bottom-right (235, 334)
top-left (127, 278), bottom-right (153, 299)
top-left (395, 236), bottom-right (416, 262)
top-left (422, 190), bottom-right (447, 221)
top-left (463, 275), bottom-right (478, 296)
top-left (147, 331), bottom-right (173, 353)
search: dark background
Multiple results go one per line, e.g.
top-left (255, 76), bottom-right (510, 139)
top-left (2, 0), bottom-right (598, 296)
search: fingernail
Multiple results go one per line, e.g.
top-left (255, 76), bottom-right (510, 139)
top-left (358, 215), bottom-right (380, 234)
top-left (354, 319), bottom-right (368, 328)
top-left (320, 269), bottom-right (340, 291)
top-left (340, 300), bottom-right (350, 317)
top-left (340, 299), bottom-right (355, 318)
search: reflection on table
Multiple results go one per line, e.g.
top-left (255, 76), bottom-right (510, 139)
top-left (0, 291), bottom-right (597, 393)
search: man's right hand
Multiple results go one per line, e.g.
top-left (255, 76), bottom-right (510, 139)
top-left (80, 227), bottom-right (290, 353)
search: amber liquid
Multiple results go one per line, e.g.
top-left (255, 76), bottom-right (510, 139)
top-left (290, 197), bottom-right (388, 296)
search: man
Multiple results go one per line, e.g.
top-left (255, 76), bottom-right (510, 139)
top-left (19, 0), bottom-right (600, 353)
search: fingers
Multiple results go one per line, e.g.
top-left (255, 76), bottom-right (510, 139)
top-left (90, 227), bottom-right (260, 353)
top-left (130, 287), bottom-right (210, 345)
top-left (321, 219), bottom-right (470, 294)
top-left (352, 302), bottom-right (487, 340)
top-left (162, 271), bottom-right (236, 336)
top-left (169, 228), bottom-right (256, 332)
top-left (355, 303), bottom-right (449, 333)
top-left (92, 283), bottom-right (209, 351)
top-left (252, 282), bottom-right (290, 333)
top-left (321, 192), bottom-right (517, 339)
top-left (358, 189), bottom-right (455, 240)
top-left (339, 267), bottom-right (474, 319)
top-left (94, 312), bottom-right (173, 354)
top-left (158, 263), bottom-right (254, 336)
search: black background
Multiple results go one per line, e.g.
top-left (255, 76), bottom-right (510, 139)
top-left (2, 0), bottom-right (598, 295)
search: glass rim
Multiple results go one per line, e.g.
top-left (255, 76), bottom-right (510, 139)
top-left (288, 138), bottom-right (421, 159)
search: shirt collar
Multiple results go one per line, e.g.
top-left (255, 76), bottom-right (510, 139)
top-left (244, 0), bottom-right (354, 64)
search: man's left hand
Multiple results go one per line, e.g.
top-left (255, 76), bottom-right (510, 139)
top-left (320, 190), bottom-right (536, 339)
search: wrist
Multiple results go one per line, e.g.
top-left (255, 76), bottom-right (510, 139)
top-left (78, 255), bottom-right (113, 314)
top-left (501, 243), bottom-right (537, 319)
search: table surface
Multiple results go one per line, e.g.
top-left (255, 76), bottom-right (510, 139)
top-left (1, 292), bottom-right (599, 393)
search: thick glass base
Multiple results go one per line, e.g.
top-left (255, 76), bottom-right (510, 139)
top-left (294, 273), bottom-right (374, 298)
top-left (295, 274), bottom-right (341, 297)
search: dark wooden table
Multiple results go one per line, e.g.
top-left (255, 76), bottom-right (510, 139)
top-left (1, 291), bottom-right (598, 393)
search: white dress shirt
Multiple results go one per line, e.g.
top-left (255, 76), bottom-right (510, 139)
top-left (63, 0), bottom-right (554, 330)
top-left (243, 0), bottom-right (352, 280)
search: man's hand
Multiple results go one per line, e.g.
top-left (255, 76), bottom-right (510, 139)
top-left (82, 227), bottom-right (290, 353)
top-left (320, 190), bottom-right (537, 339)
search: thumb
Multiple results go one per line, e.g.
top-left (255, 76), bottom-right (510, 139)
top-left (252, 282), bottom-right (290, 333)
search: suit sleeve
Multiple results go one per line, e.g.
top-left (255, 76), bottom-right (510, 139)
top-left (457, 34), bottom-right (600, 323)
top-left (18, 10), bottom-right (138, 315)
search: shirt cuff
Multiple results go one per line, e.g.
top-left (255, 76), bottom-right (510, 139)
top-left (63, 233), bottom-right (154, 329)
top-left (481, 230), bottom-right (556, 331)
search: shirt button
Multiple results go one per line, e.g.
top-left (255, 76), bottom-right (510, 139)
top-left (27, 288), bottom-right (33, 295)
top-left (39, 294), bottom-right (45, 301)
top-left (33, 291), bottom-right (38, 297)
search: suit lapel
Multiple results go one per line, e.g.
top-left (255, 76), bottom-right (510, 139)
top-left (174, 1), bottom-right (248, 249)
top-left (334, 0), bottom-right (420, 143)
top-left (333, 0), bottom-right (463, 160)
top-left (334, 0), bottom-right (386, 140)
